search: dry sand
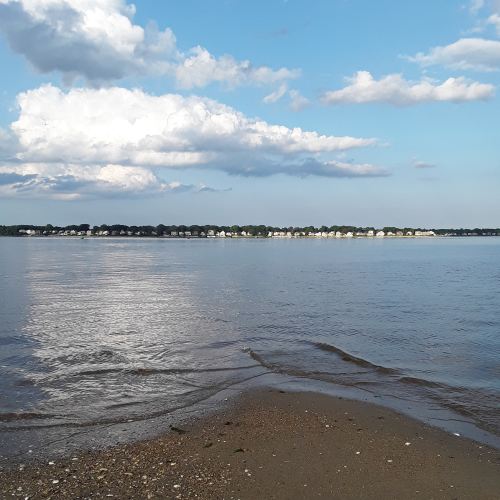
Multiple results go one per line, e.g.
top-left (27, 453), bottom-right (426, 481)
top-left (1, 389), bottom-right (499, 499)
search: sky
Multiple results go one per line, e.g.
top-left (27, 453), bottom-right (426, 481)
top-left (0, 0), bottom-right (499, 227)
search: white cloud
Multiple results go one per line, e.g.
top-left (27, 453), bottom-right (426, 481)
top-left (413, 160), bottom-right (436, 169)
top-left (12, 85), bottom-right (376, 164)
top-left (263, 86), bottom-right (311, 111)
top-left (469, 0), bottom-right (485, 14)
top-left (321, 71), bottom-right (495, 105)
top-left (288, 89), bottom-right (310, 111)
top-left (263, 83), bottom-right (288, 104)
top-left (0, 84), bottom-right (384, 199)
top-left (176, 48), bottom-right (299, 90)
top-left (0, 162), bottom-right (202, 199)
top-left (409, 38), bottom-right (500, 71)
top-left (487, 13), bottom-right (500, 34)
top-left (0, 0), bottom-right (298, 88)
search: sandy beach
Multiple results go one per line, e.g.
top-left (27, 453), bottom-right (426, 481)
top-left (1, 389), bottom-right (499, 499)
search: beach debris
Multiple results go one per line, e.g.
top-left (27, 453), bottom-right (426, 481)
top-left (48, 461), bottom-right (55, 465)
top-left (356, 451), bottom-right (360, 455)
top-left (453, 432), bottom-right (460, 437)
top-left (173, 484), bottom-right (181, 489)
top-left (387, 459), bottom-right (393, 463)
top-left (234, 448), bottom-right (244, 453)
top-left (405, 442), bottom-right (411, 446)
top-left (51, 480), bottom-right (59, 484)
top-left (203, 442), bottom-right (213, 448)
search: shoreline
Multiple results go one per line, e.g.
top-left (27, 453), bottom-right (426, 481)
top-left (1, 389), bottom-right (499, 499)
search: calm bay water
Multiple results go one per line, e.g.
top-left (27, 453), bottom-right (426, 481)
top-left (1, 237), bottom-right (499, 456)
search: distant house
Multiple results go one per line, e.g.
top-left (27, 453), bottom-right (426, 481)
top-left (396, 231), bottom-right (404, 237)
top-left (406, 231), bottom-right (413, 236)
top-left (219, 231), bottom-right (226, 238)
top-left (207, 230), bottom-right (215, 237)
top-left (335, 231), bottom-right (342, 238)
top-left (376, 231), bottom-right (385, 237)
top-left (185, 231), bottom-right (192, 237)
top-left (170, 231), bottom-right (178, 237)
top-left (367, 230), bottom-right (375, 237)
top-left (346, 232), bottom-right (354, 238)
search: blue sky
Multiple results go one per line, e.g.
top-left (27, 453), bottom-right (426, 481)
top-left (0, 0), bottom-right (499, 227)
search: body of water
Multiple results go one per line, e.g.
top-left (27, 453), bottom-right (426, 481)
top-left (1, 237), bottom-right (499, 457)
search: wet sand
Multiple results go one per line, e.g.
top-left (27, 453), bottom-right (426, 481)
top-left (1, 389), bottom-right (499, 499)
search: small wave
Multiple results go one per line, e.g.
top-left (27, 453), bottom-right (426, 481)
top-left (243, 348), bottom-right (276, 370)
top-left (311, 342), bottom-right (398, 374)
top-left (73, 364), bottom-right (261, 378)
top-left (0, 412), bottom-right (55, 423)
top-left (243, 348), bottom-right (320, 379)
top-left (399, 376), bottom-right (444, 389)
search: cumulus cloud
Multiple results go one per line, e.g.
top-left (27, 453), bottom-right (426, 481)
top-left (0, 162), bottom-right (214, 199)
top-left (321, 71), bottom-right (494, 105)
top-left (12, 85), bottom-right (376, 164)
top-left (0, 84), bottom-right (384, 198)
top-left (0, 0), bottom-right (298, 88)
top-left (409, 38), bottom-right (500, 71)
top-left (176, 48), bottom-right (299, 90)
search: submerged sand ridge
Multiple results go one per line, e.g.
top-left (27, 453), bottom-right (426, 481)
top-left (1, 390), bottom-right (498, 499)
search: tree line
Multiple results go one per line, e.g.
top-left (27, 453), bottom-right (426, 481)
top-left (0, 224), bottom-right (499, 237)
